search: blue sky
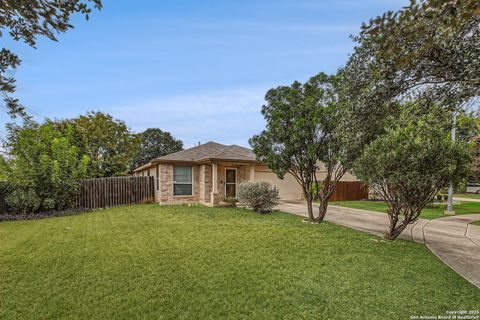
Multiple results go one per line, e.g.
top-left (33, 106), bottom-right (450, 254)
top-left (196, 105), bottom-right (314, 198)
top-left (3, 0), bottom-right (406, 147)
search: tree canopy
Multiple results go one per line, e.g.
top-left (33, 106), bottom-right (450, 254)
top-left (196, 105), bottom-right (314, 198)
top-left (132, 128), bottom-right (183, 169)
top-left (0, 112), bottom-right (186, 213)
top-left (0, 121), bottom-right (89, 213)
top-left (354, 101), bottom-right (470, 240)
top-left (61, 112), bottom-right (139, 178)
top-left (0, 0), bottom-right (102, 117)
top-left (250, 72), bottom-right (348, 222)
top-left (356, 0), bottom-right (479, 107)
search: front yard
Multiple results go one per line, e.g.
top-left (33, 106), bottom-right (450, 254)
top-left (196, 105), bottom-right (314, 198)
top-left (1, 205), bottom-right (479, 319)
top-left (330, 200), bottom-right (480, 220)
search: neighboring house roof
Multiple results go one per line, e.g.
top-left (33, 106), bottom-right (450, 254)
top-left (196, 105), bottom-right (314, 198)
top-left (133, 141), bottom-right (258, 172)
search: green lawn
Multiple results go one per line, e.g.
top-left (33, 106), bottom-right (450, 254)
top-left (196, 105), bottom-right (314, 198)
top-left (1, 205), bottom-right (479, 319)
top-left (454, 193), bottom-right (480, 200)
top-left (331, 200), bottom-right (480, 220)
top-left (471, 221), bottom-right (480, 226)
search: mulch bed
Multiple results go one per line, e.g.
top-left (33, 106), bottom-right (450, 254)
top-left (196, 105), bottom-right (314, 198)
top-left (0, 208), bottom-right (93, 222)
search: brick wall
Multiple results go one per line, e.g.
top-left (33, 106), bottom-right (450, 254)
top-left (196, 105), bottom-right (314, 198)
top-left (159, 164), bottom-right (200, 204)
top-left (199, 164), bottom-right (212, 204)
top-left (159, 164), bottom-right (173, 203)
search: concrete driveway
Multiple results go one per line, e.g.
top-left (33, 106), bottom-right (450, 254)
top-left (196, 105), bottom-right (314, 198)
top-left (277, 200), bottom-right (480, 288)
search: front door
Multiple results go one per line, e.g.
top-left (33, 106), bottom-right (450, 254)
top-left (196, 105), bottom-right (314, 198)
top-left (225, 169), bottom-right (237, 198)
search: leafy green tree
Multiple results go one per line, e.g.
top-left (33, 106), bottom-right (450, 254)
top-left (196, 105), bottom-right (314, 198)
top-left (60, 112), bottom-right (139, 177)
top-left (1, 121), bottom-right (89, 213)
top-left (456, 110), bottom-right (479, 143)
top-left (338, 0), bottom-right (479, 177)
top-left (250, 72), bottom-right (349, 222)
top-left (132, 128), bottom-right (183, 169)
top-left (354, 102), bottom-right (470, 240)
top-left (1, 0), bottom-right (102, 118)
top-left (338, 33), bottom-right (404, 162)
top-left (357, 0), bottom-right (479, 107)
top-left (465, 113), bottom-right (480, 182)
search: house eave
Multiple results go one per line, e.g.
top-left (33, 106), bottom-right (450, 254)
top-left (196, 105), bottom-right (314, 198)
top-left (195, 158), bottom-right (260, 165)
top-left (133, 159), bottom-right (199, 172)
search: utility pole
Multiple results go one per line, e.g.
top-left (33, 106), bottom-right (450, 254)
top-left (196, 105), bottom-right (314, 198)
top-left (445, 111), bottom-right (457, 216)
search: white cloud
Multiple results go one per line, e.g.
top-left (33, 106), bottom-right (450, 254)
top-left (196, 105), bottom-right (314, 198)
top-left (105, 87), bottom-right (269, 148)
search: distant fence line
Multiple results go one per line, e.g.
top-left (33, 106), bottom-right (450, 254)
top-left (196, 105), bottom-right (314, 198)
top-left (78, 176), bottom-right (155, 209)
top-left (330, 181), bottom-right (368, 201)
top-left (0, 177), bottom-right (364, 213)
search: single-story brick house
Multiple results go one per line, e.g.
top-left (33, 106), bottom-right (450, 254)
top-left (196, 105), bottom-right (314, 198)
top-left (133, 141), bottom-right (359, 206)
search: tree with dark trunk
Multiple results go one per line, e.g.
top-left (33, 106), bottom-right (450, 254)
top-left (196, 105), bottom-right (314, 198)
top-left (249, 79), bottom-right (319, 220)
top-left (250, 72), bottom-right (348, 222)
top-left (354, 101), bottom-right (470, 240)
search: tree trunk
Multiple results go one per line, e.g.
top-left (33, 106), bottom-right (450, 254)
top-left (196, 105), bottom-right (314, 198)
top-left (306, 199), bottom-right (315, 222)
top-left (317, 198), bottom-right (328, 222)
top-left (384, 211), bottom-right (409, 240)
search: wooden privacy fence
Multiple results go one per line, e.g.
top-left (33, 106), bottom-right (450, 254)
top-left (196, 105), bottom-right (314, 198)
top-left (78, 176), bottom-right (155, 209)
top-left (330, 181), bottom-right (368, 201)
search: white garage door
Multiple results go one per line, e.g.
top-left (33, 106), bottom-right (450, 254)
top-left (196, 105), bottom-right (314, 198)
top-left (254, 170), bottom-right (302, 200)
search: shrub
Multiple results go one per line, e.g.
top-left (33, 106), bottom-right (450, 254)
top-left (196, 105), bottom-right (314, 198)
top-left (2, 121), bottom-right (89, 214)
top-left (5, 188), bottom-right (42, 214)
top-left (237, 181), bottom-right (279, 213)
top-left (454, 180), bottom-right (467, 194)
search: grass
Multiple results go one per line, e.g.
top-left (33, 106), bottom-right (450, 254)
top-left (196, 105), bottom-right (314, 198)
top-left (454, 193), bottom-right (480, 199)
top-left (1, 205), bottom-right (479, 319)
top-left (471, 220), bottom-right (480, 226)
top-left (330, 200), bottom-right (480, 220)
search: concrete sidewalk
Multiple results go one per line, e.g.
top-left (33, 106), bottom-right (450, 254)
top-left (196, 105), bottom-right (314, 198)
top-left (277, 201), bottom-right (480, 288)
top-left (453, 197), bottom-right (480, 203)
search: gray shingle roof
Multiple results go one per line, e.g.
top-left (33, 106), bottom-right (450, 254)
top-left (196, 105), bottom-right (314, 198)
top-left (133, 141), bottom-right (257, 172)
top-left (157, 141), bottom-right (226, 161)
top-left (205, 144), bottom-right (256, 162)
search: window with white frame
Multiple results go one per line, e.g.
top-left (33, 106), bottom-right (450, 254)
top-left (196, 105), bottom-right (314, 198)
top-left (173, 166), bottom-right (192, 196)
top-left (156, 165), bottom-right (159, 191)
